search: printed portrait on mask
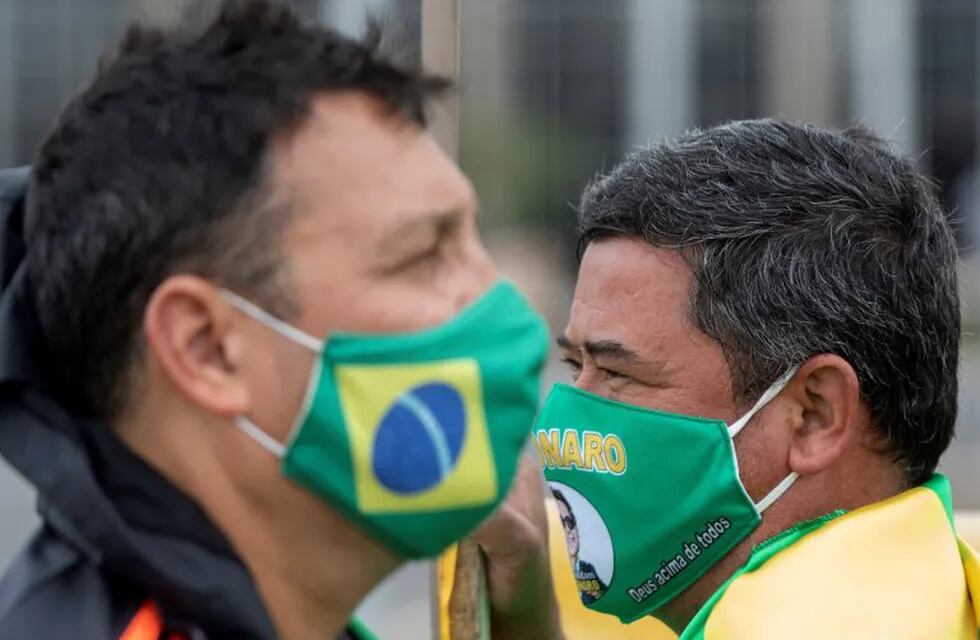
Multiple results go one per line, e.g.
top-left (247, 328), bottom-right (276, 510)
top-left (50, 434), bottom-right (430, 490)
top-left (549, 481), bottom-right (614, 605)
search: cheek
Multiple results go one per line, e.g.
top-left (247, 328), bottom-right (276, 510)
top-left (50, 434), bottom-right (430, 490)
top-left (613, 382), bottom-right (735, 420)
top-left (215, 346), bottom-right (318, 506)
top-left (731, 409), bottom-right (791, 503)
top-left (333, 275), bottom-right (493, 334)
top-left (248, 344), bottom-right (318, 441)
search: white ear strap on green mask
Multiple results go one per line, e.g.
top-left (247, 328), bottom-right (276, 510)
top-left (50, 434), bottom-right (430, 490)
top-left (726, 366), bottom-right (801, 513)
top-left (727, 367), bottom-right (799, 438)
top-left (221, 290), bottom-right (321, 457)
top-left (754, 470), bottom-right (799, 513)
top-left (234, 415), bottom-right (286, 458)
top-left (220, 290), bottom-right (324, 353)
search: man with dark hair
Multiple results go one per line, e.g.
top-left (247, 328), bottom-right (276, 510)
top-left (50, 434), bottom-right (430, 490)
top-left (536, 119), bottom-right (980, 638)
top-left (0, 1), bottom-right (562, 638)
top-left (551, 488), bottom-right (607, 605)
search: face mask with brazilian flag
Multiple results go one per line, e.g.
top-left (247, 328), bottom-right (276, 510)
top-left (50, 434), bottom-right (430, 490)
top-left (222, 280), bottom-right (549, 558)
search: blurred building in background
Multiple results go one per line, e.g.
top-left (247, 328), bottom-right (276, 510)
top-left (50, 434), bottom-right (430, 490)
top-left (459, 0), bottom-right (979, 260)
top-left (459, 0), bottom-right (980, 506)
top-left (0, 0), bottom-right (979, 636)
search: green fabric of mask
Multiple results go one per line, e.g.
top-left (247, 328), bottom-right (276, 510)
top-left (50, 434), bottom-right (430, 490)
top-left (533, 369), bottom-right (798, 622)
top-left (224, 280), bottom-right (549, 558)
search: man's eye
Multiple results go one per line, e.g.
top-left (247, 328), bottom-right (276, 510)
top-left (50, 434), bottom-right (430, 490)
top-left (600, 368), bottom-right (626, 382)
top-left (560, 357), bottom-right (582, 380)
top-left (403, 245), bottom-right (442, 270)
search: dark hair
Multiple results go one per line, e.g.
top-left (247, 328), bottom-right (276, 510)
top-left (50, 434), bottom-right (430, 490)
top-left (578, 119), bottom-right (960, 486)
top-left (552, 487), bottom-right (573, 516)
top-left (25, 0), bottom-right (448, 418)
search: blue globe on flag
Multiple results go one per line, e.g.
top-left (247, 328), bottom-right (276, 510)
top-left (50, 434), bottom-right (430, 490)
top-left (371, 382), bottom-right (467, 494)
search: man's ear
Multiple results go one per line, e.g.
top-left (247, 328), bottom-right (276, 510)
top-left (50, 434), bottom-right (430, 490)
top-left (787, 354), bottom-right (862, 476)
top-left (143, 274), bottom-right (250, 417)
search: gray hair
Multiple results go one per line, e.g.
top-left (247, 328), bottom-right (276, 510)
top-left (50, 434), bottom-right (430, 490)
top-left (578, 119), bottom-right (959, 486)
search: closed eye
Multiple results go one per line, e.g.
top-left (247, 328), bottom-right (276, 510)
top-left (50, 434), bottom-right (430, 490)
top-left (401, 243), bottom-right (442, 269)
top-left (560, 356), bottom-right (582, 381)
top-left (600, 367), bottom-right (626, 381)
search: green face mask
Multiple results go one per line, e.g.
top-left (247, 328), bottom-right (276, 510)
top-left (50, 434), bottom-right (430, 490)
top-left (533, 370), bottom-right (798, 622)
top-left (223, 280), bottom-right (549, 558)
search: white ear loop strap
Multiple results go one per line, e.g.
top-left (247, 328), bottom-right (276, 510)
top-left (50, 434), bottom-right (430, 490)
top-left (725, 365), bottom-right (802, 513)
top-left (727, 367), bottom-right (799, 438)
top-left (234, 415), bottom-right (286, 458)
top-left (222, 290), bottom-right (322, 457)
top-left (754, 471), bottom-right (799, 513)
top-left (221, 290), bottom-right (324, 353)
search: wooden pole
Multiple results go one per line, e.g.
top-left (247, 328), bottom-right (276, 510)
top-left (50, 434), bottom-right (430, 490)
top-left (422, 2), bottom-right (488, 640)
top-left (446, 541), bottom-right (489, 640)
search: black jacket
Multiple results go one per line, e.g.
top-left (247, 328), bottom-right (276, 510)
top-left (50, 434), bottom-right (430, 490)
top-left (0, 168), bottom-right (363, 639)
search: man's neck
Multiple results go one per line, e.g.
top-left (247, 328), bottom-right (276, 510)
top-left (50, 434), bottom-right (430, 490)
top-left (654, 465), bottom-right (906, 634)
top-left (118, 413), bottom-right (401, 640)
top-left (204, 478), bottom-right (401, 640)
top-left (655, 537), bottom-right (753, 634)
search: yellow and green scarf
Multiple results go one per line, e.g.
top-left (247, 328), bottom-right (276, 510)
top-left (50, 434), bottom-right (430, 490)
top-left (682, 474), bottom-right (980, 639)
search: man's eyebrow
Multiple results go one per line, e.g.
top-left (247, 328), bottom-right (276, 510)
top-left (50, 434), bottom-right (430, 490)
top-left (556, 335), bottom-right (646, 365)
top-left (584, 339), bottom-right (645, 364)
top-left (556, 334), bottom-right (575, 350)
top-left (379, 208), bottom-right (461, 251)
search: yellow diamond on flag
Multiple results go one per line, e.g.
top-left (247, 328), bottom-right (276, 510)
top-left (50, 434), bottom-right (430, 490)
top-left (336, 359), bottom-right (496, 514)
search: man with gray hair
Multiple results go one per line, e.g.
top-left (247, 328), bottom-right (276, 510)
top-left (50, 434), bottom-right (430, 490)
top-left (535, 119), bottom-right (980, 638)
